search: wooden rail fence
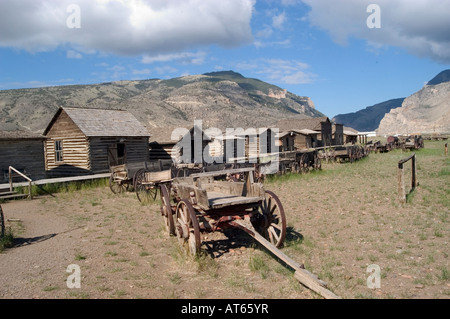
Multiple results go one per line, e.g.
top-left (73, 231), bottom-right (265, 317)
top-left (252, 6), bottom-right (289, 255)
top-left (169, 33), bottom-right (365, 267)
top-left (397, 153), bottom-right (418, 204)
top-left (9, 166), bottom-right (32, 200)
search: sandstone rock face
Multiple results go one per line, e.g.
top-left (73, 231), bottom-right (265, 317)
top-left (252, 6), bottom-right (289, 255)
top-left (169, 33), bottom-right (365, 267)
top-left (0, 71), bottom-right (324, 133)
top-left (377, 82), bottom-right (450, 135)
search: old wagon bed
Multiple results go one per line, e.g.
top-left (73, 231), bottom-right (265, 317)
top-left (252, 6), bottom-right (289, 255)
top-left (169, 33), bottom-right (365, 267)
top-left (206, 192), bottom-right (261, 208)
top-left (173, 167), bottom-right (264, 211)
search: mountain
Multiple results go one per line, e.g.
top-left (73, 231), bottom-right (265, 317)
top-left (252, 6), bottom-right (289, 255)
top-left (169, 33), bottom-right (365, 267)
top-left (333, 69), bottom-right (450, 135)
top-left (377, 71), bottom-right (450, 135)
top-left (427, 69), bottom-right (450, 85)
top-left (0, 71), bottom-right (324, 134)
top-left (332, 98), bottom-right (405, 132)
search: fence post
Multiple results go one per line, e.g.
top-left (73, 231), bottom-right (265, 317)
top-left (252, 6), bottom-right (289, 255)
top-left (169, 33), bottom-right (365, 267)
top-left (9, 167), bottom-right (13, 192)
top-left (398, 153), bottom-right (417, 204)
top-left (411, 154), bottom-right (417, 189)
top-left (398, 162), bottom-right (406, 204)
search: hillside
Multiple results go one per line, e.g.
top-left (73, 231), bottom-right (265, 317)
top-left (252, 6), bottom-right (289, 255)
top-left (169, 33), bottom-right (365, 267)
top-left (377, 70), bottom-right (450, 135)
top-left (332, 98), bottom-right (405, 132)
top-left (0, 71), bottom-right (324, 134)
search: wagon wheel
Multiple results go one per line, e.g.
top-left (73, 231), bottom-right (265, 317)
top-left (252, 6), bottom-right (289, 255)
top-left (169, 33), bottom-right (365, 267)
top-left (278, 163), bottom-right (286, 175)
top-left (160, 184), bottom-right (175, 236)
top-left (299, 153), bottom-right (309, 173)
top-left (0, 205), bottom-right (5, 239)
top-left (134, 168), bottom-right (157, 203)
top-left (253, 166), bottom-right (265, 183)
top-left (348, 148), bottom-right (354, 163)
top-left (109, 173), bottom-right (128, 194)
top-left (175, 200), bottom-right (201, 256)
top-left (252, 191), bottom-right (286, 248)
top-left (314, 155), bottom-right (322, 170)
top-left (292, 161), bottom-right (300, 173)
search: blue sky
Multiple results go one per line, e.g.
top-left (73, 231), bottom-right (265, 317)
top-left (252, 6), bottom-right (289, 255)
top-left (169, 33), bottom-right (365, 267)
top-left (0, 0), bottom-right (449, 118)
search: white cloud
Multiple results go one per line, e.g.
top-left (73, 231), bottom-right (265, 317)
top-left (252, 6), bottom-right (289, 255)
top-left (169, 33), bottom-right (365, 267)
top-left (301, 0), bottom-right (450, 63)
top-left (0, 0), bottom-right (254, 57)
top-left (132, 68), bottom-right (151, 75)
top-left (272, 11), bottom-right (286, 29)
top-left (238, 58), bottom-right (316, 85)
top-left (141, 51), bottom-right (206, 65)
top-left (67, 50), bottom-right (83, 59)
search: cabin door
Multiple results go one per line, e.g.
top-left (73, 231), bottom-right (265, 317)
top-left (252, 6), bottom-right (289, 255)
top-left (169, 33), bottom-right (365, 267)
top-left (108, 143), bottom-right (126, 167)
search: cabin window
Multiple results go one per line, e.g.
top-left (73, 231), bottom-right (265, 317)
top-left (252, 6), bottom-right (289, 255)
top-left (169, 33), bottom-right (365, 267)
top-left (55, 140), bottom-right (63, 162)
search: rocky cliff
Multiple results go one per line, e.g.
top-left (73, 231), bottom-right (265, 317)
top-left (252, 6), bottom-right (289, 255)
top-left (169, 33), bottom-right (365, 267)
top-left (377, 70), bottom-right (450, 135)
top-left (0, 71), bottom-right (323, 133)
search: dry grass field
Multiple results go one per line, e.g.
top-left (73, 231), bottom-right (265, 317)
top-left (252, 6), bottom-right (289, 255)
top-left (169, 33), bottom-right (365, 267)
top-left (0, 140), bottom-right (448, 299)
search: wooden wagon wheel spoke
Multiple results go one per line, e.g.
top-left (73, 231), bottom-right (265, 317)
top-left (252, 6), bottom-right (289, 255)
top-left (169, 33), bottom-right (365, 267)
top-left (109, 174), bottom-right (126, 194)
top-left (175, 200), bottom-right (201, 256)
top-left (299, 154), bottom-right (309, 173)
top-left (160, 184), bottom-right (175, 236)
top-left (252, 190), bottom-right (286, 248)
top-left (0, 205), bottom-right (5, 239)
top-left (268, 226), bottom-right (281, 242)
top-left (134, 168), bottom-right (153, 203)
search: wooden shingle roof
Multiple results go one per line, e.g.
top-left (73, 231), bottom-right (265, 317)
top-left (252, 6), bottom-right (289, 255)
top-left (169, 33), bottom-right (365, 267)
top-left (44, 107), bottom-right (150, 137)
top-left (274, 116), bottom-right (330, 132)
top-left (149, 124), bottom-right (211, 144)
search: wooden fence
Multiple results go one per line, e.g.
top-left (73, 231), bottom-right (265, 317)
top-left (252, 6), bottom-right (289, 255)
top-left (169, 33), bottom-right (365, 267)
top-left (397, 153), bottom-right (418, 204)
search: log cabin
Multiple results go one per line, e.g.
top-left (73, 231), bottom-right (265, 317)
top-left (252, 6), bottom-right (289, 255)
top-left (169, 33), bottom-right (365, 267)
top-left (343, 127), bottom-right (359, 144)
top-left (42, 107), bottom-right (150, 177)
top-left (0, 130), bottom-right (47, 183)
top-left (274, 117), bottom-right (333, 147)
top-left (149, 124), bottom-right (211, 165)
top-left (332, 123), bottom-right (344, 146)
top-left (277, 129), bottom-right (319, 151)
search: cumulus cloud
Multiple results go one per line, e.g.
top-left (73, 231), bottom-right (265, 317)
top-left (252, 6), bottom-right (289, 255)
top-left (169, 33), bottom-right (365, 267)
top-left (238, 58), bottom-right (317, 84)
top-left (0, 0), bottom-right (254, 58)
top-left (272, 11), bottom-right (286, 29)
top-left (302, 0), bottom-right (450, 63)
top-left (141, 51), bottom-right (206, 65)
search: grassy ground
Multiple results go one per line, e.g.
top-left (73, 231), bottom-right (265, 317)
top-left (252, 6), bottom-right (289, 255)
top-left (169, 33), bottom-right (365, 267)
top-left (1, 140), bottom-right (448, 299)
top-left (263, 140), bottom-right (449, 298)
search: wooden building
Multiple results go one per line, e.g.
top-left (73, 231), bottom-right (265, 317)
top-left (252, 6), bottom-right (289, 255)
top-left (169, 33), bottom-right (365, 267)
top-left (332, 123), bottom-right (344, 146)
top-left (274, 116), bottom-right (333, 147)
top-left (343, 127), bottom-right (359, 144)
top-left (150, 124), bottom-right (211, 165)
top-left (277, 129), bottom-right (319, 151)
top-left (43, 107), bottom-right (150, 177)
top-left (275, 117), bottom-right (333, 147)
top-left (0, 131), bottom-right (47, 183)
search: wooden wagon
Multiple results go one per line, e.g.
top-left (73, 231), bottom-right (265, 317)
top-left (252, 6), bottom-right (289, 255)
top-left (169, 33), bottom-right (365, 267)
top-left (109, 160), bottom-right (173, 203)
top-left (272, 149), bottom-right (321, 175)
top-left (157, 166), bottom-right (340, 299)
top-left (159, 167), bottom-right (287, 255)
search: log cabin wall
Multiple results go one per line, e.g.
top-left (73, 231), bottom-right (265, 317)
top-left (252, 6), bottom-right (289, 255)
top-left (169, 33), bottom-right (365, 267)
top-left (0, 138), bottom-right (46, 183)
top-left (89, 137), bottom-right (150, 173)
top-left (149, 142), bottom-right (175, 161)
top-left (43, 107), bottom-right (150, 177)
top-left (319, 121), bottom-right (333, 147)
top-left (44, 110), bottom-right (91, 176)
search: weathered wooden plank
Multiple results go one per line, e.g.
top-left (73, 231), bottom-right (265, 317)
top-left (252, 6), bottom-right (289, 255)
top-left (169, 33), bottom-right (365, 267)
top-left (230, 219), bottom-right (340, 299)
top-left (190, 167), bottom-right (255, 178)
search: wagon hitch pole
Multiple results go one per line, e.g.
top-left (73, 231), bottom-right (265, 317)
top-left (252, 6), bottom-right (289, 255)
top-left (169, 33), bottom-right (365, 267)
top-left (230, 219), bottom-right (341, 299)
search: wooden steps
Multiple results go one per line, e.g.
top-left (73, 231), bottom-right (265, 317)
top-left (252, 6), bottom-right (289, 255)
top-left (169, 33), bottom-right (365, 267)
top-left (0, 190), bottom-right (29, 201)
